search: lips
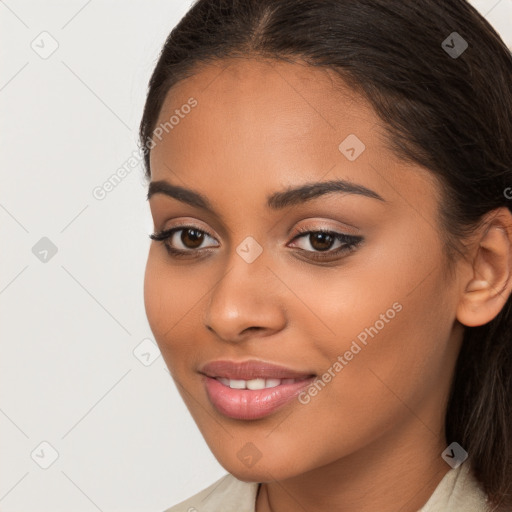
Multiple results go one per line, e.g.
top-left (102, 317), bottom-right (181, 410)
top-left (199, 359), bottom-right (315, 380)
top-left (199, 359), bottom-right (317, 420)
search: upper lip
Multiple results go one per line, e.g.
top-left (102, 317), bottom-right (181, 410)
top-left (199, 359), bottom-right (316, 380)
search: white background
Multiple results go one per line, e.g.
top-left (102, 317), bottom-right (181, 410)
top-left (0, 1), bottom-right (511, 511)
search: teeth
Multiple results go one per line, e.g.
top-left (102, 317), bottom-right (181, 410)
top-left (246, 378), bottom-right (266, 390)
top-left (264, 378), bottom-right (281, 388)
top-left (229, 379), bottom-right (246, 389)
top-left (216, 377), bottom-right (303, 389)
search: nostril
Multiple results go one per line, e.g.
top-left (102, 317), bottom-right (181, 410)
top-left (243, 327), bottom-right (262, 334)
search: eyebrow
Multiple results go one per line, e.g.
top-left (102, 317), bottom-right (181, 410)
top-left (147, 178), bottom-right (385, 214)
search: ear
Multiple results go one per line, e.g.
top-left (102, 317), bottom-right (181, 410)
top-left (456, 207), bottom-right (512, 327)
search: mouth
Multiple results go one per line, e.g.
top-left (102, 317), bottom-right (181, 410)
top-left (213, 375), bottom-right (312, 390)
top-left (199, 358), bottom-right (315, 380)
top-left (199, 359), bottom-right (316, 420)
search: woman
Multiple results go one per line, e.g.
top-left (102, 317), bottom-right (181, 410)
top-left (139, 0), bottom-right (512, 510)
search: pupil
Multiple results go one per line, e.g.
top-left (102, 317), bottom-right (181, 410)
top-left (182, 229), bottom-right (204, 248)
top-left (311, 232), bottom-right (333, 251)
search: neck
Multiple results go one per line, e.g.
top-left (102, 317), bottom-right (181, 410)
top-left (255, 414), bottom-right (451, 512)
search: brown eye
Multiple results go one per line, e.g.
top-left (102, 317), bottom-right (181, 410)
top-left (307, 232), bottom-right (336, 251)
top-left (180, 228), bottom-right (205, 249)
top-left (288, 228), bottom-right (363, 261)
top-left (149, 225), bottom-right (218, 256)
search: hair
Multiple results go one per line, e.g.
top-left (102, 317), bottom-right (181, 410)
top-left (139, 1), bottom-right (512, 509)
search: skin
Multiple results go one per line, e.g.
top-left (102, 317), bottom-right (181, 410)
top-left (144, 58), bottom-right (512, 512)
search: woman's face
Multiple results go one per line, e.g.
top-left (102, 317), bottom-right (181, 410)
top-left (144, 58), bottom-right (466, 482)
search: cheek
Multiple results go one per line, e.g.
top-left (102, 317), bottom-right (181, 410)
top-left (312, 252), bottom-right (453, 415)
top-left (143, 247), bottom-right (208, 369)
top-left (143, 247), bottom-right (165, 336)
top-left (143, 247), bottom-right (186, 355)
top-left (302, 231), bottom-right (451, 380)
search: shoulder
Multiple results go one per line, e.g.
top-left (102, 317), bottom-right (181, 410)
top-left (162, 473), bottom-right (260, 512)
top-left (419, 462), bottom-right (491, 512)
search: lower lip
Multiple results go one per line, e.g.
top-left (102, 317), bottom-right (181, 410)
top-left (203, 375), bottom-right (316, 420)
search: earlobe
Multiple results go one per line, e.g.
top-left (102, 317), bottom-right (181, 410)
top-left (456, 209), bottom-right (512, 327)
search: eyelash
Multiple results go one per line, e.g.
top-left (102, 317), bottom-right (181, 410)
top-left (149, 224), bottom-right (363, 262)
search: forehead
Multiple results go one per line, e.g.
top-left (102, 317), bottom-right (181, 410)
top-left (151, 57), bottom-right (374, 167)
top-left (149, 58), bottom-right (439, 215)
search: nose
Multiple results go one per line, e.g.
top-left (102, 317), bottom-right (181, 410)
top-left (202, 254), bottom-right (287, 344)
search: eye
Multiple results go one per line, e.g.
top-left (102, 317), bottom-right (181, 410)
top-left (288, 227), bottom-right (363, 261)
top-left (149, 224), bottom-right (363, 261)
top-left (149, 225), bottom-right (218, 257)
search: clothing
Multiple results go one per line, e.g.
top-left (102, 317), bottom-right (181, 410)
top-left (162, 462), bottom-right (490, 512)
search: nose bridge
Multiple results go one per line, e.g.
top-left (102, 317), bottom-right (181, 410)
top-left (202, 236), bottom-right (285, 341)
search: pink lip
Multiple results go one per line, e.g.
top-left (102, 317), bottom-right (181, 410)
top-left (202, 375), bottom-right (316, 420)
top-left (199, 359), bottom-right (315, 380)
top-left (199, 359), bottom-right (316, 420)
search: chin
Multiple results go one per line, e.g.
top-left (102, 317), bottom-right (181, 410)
top-left (216, 453), bottom-right (304, 483)
top-left (225, 467), bottom-right (279, 483)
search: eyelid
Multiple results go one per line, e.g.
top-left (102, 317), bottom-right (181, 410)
top-left (154, 220), bottom-right (357, 244)
top-left (163, 220), bottom-right (218, 240)
top-left (290, 222), bottom-right (360, 238)
top-left (152, 223), bottom-right (219, 245)
top-left (150, 220), bottom-right (364, 261)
